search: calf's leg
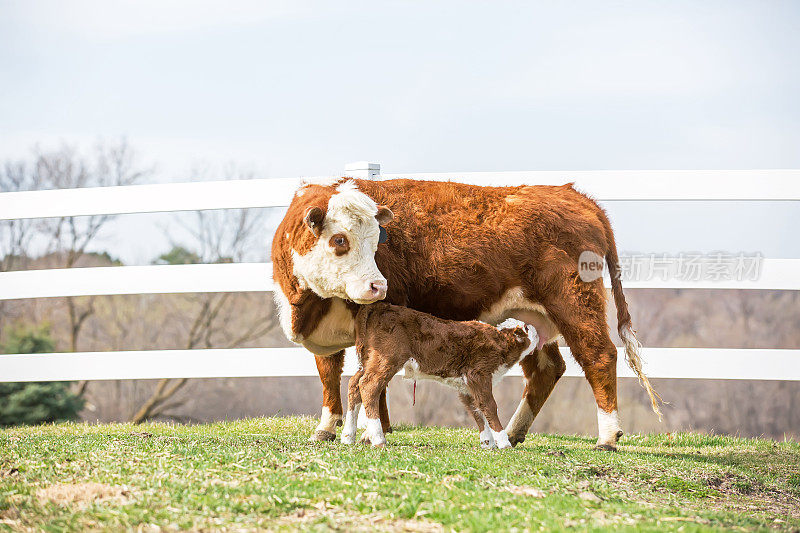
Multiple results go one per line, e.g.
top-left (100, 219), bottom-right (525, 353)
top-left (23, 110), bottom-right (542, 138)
top-left (359, 371), bottom-right (392, 447)
top-left (458, 392), bottom-right (495, 449)
top-left (467, 376), bottom-right (512, 450)
top-left (312, 352), bottom-right (345, 442)
top-left (356, 386), bottom-right (392, 442)
top-left (379, 389), bottom-right (392, 434)
top-left (341, 368), bottom-right (364, 445)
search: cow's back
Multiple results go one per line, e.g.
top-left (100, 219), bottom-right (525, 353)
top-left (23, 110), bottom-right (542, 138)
top-left (356, 179), bottom-right (610, 321)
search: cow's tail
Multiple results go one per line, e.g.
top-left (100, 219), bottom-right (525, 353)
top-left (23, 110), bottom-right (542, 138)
top-left (605, 228), bottom-right (664, 421)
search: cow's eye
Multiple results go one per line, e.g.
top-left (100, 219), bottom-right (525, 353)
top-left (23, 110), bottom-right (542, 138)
top-left (329, 233), bottom-right (350, 256)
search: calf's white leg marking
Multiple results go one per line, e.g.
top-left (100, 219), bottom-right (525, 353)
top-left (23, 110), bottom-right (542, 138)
top-left (365, 417), bottom-right (386, 447)
top-left (356, 404), bottom-right (367, 429)
top-left (478, 412), bottom-right (496, 449)
top-left (596, 408), bottom-right (622, 448)
top-left (492, 429), bottom-right (512, 450)
top-left (341, 404), bottom-right (360, 445)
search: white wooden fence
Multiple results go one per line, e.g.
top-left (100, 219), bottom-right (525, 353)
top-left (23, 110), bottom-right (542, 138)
top-left (1, 163), bottom-right (799, 382)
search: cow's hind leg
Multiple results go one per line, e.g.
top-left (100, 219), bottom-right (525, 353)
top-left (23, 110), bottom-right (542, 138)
top-left (458, 392), bottom-right (495, 449)
top-left (566, 322), bottom-right (622, 449)
top-left (507, 342), bottom-right (566, 446)
top-left (311, 352), bottom-right (345, 442)
top-left (580, 341), bottom-right (623, 450)
top-left (542, 274), bottom-right (624, 450)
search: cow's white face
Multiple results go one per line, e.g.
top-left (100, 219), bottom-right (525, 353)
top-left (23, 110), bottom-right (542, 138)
top-left (291, 181), bottom-right (393, 304)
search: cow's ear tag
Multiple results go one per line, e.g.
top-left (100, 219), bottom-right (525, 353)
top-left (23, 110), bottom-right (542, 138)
top-left (378, 226), bottom-right (388, 244)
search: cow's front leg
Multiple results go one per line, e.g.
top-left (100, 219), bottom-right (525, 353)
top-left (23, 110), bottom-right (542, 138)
top-left (311, 351), bottom-right (345, 441)
top-left (507, 341), bottom-right (566, 446)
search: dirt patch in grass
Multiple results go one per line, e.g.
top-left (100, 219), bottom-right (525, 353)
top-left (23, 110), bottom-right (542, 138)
top-left (701, 473), bottom-right (800, 519)
top-left (564, 463), bottom-right (800, 524)
top-left (35, 483), bottom-right (132, 508)
top-left (273, 502), bottom-right (443, 532)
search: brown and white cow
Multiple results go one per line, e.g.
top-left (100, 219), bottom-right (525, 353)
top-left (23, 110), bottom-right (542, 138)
top-left (343, 302), bottom-right (539, 449)
top-left (271, 177), bottom-right (661, 450)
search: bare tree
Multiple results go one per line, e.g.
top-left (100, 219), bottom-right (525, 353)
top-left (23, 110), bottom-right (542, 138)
top-left (0, 160), bottom-right (42, 271)
top-left (32, 141), bottom-right (150, 356)
top-left (130, 182), bottom-right (276, 423)
top-left (0, 160), bottom-right (45, 335)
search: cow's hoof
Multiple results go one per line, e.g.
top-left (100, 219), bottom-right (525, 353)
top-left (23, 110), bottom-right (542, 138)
top-left (508, 434), bottom-right (526, 447)
top-left (310, 430), bottom-right (336, 442)
top-left (385, 426), bottom-right (393, 434)
top-left (593, 443), bottom-right (618, 452)
top-left (372, 442), bottom-right (386, 449)
top-left (337, 419), bottom-right (343, 427)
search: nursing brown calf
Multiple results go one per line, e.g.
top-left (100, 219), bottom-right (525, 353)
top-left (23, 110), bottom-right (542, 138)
top-left (342, 302), bottom-right (538, 448)
top-left (271, 177), bottom-right (661, 449)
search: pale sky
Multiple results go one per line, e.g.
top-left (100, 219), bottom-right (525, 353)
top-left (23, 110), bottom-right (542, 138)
top-left (1, 1), bottom-right (798, 263)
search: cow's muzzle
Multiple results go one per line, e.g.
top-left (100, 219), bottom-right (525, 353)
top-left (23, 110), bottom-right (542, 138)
top-left (352, 280), bottom-right (387, 303)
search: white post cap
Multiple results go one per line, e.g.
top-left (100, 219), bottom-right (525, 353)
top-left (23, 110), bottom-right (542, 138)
top-left (344, 161), bottom-right (381, 180)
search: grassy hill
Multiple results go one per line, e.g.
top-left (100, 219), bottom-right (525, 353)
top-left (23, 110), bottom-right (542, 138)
top-left (1, 418), bottom-right (799, 531)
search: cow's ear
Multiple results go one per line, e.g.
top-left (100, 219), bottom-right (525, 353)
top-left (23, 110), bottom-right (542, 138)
top-left (376, 206), bottom-right (394, 226)
top-left (304, 206), bottom-right (325, 237)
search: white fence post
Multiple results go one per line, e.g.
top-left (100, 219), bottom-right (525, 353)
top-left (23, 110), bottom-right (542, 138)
top-left (344, 161), bottom-right (381, 180)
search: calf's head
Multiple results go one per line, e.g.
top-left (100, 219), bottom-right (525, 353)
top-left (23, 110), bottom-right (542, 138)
top-left (286, 180), bottom-right (393, 304)
top-left (503, 323), bottom-right (539, 359)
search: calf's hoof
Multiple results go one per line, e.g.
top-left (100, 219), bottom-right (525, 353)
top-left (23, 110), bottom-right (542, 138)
top-left (494, 431), bottom-right (513, 450)
top-left (385, 426), bottom-right (393, 434)
top-left (310, 430), bottom-right (336, 442)
top-left (372, 441), bottom-right (386, 449)
top-left (341, 434), bottom-right (355, 445)
top-left (481, 440), bottom-right (496, 450)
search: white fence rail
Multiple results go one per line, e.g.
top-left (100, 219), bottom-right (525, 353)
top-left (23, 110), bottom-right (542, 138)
top-left (2, 169), bottom-right (799, 221)
top-left (2, 258), bottom-right (800, 301)
top-left (2, 347), bottom-right (798, 383)
top-left (1, 163), bottom-right (798, 382)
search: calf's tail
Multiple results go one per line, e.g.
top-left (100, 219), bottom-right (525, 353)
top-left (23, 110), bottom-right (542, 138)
top-left (606, 234), bottom-right (664, 421)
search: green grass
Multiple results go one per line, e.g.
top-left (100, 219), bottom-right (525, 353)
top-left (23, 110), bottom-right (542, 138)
top-left (2, 418), bottom-right (799, 532)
